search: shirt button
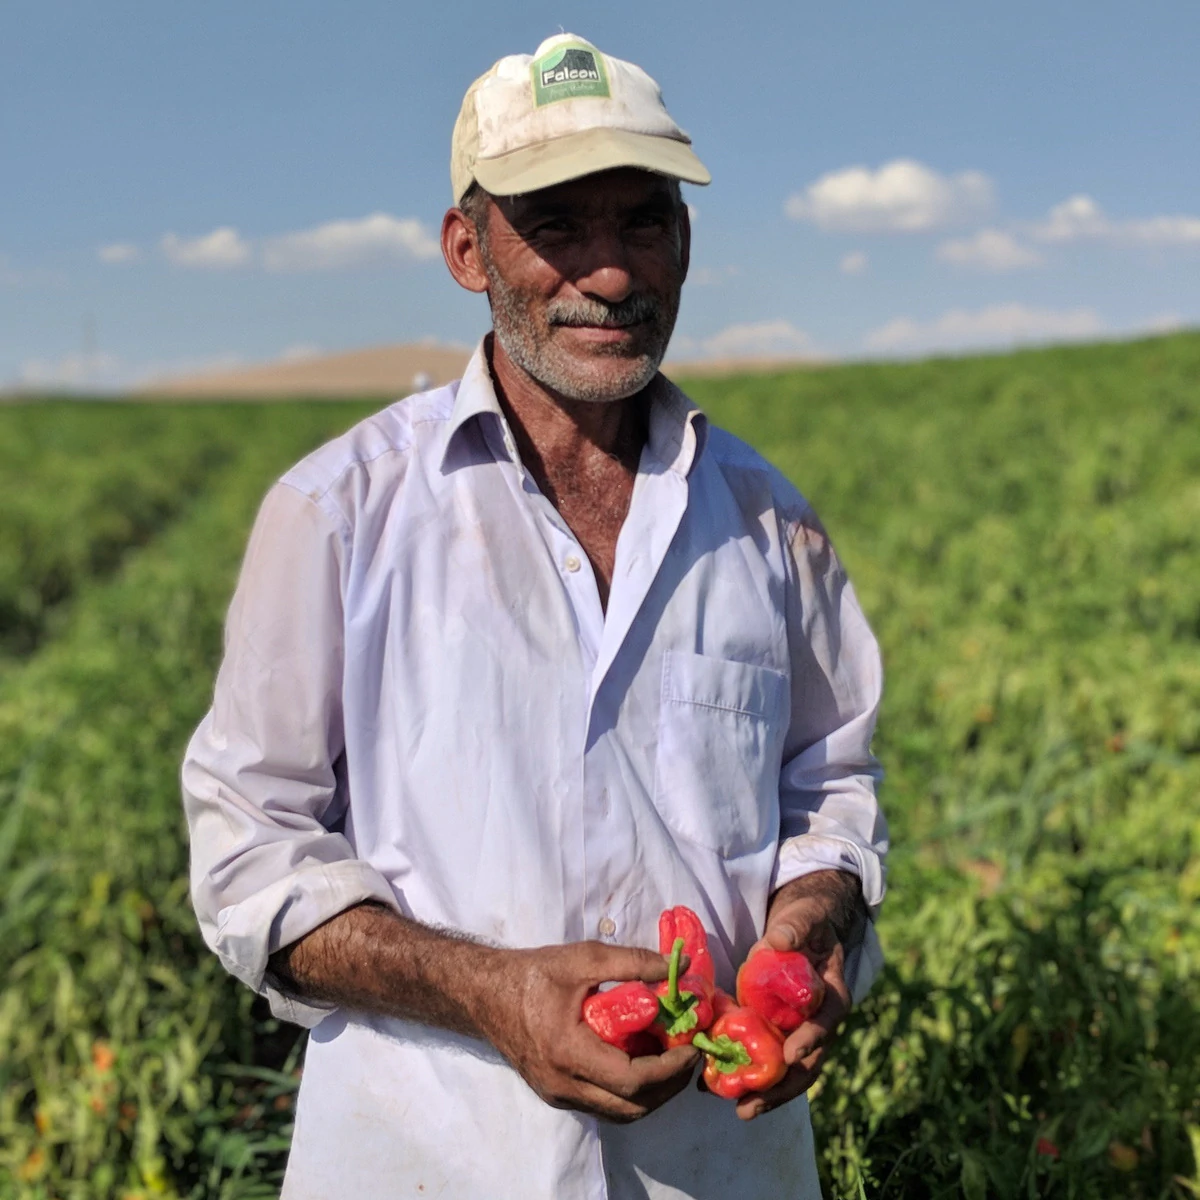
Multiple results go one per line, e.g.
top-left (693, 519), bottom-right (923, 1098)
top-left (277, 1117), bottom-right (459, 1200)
top-left (598, 916), bottom-right (617, 937)
top-left (564, 554), bottom-right (582, 573)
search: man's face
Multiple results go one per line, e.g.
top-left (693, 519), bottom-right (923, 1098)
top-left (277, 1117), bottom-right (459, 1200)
top-left (476, 169), bottom-right (689, 403)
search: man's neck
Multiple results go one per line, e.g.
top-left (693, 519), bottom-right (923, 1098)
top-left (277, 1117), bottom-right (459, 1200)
top-left (486, 334), bottom-right (650, 476)
top-left (484, 334), bottom-right (651, 612)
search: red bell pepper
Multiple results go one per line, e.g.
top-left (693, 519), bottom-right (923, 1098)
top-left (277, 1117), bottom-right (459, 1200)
top-left (582, 981), bottom-right (661, 1055)
top-left (584, 906), bottom-right (721, 1053)
top-left (711, 988), bottom-right (738, 1020)
top-left (659, 906), bottom-right (715, 987)
top-left (653, 906), bottom-right (717, 1048)
top-left (693, 1006), bottom-right (787, 1100)
top-left (736, 948), bottom-right (825, 1033)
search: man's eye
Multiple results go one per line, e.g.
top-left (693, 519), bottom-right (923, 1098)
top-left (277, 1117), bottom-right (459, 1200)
top-left (628, 212), bottom-right (671, 233)
top-left (531, 219), bottom-right (575, 237)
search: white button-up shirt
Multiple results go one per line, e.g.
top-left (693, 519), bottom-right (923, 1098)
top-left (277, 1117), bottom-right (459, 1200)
top-left (183, 341), bottom-right (887, 1200)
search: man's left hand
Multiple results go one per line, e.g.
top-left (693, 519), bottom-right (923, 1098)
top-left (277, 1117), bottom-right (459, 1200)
top-left (733, 869), bottom-right (864, 1121)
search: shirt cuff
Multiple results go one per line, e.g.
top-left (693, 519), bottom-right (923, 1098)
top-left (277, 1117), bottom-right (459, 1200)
top-left (211, 859), bottom-right (400, 1030)
top-left (771, 833), bottom-right (886, 912)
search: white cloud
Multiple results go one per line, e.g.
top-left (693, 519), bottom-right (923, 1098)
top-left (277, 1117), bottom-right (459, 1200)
top-left (674, 319), bottom-right (820, 361)
top-left (840, 250), bottom-right (868, 274)
top-left (98, 242), bottom-right (142, 265)
top-left (13, 350), bottom-right (253, 392)
top-left (278, 342), bottom-right (322, 362)
top-left (18, 352), bottom-right (124, 389)
top-left (11, 345), bottom-right (324, 392)
top-left (1033, 194), bottom-right (1110, 242)
top-left (785, 159), bottom-right (993, 233)
top-left (864, 304), bottom-right (1104, 354)
top-left (936, 229), bottom-right (1042, 271)
top-left (1140, 311), bottom-right (1186, 334)
top-left (689, 264), bottom-right (741, 286)
top-left (161, 226), bottom-right (252, 268)
top-left (1125, 215), bottom-right (1200, 244)
top-left (105, 213), bottom-right (443, 273)
top-left (1033, 194), bottom-right (1200, 245)
top-left (262, 213), bottom-right (440, 271)
top-left (0, 254), bottom-right (66, 288)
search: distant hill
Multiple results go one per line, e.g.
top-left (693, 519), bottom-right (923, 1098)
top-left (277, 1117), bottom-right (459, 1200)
top-left (138, 343), bottom-right (473, 398)
top-left (136, 341), bottom-right (817, 398)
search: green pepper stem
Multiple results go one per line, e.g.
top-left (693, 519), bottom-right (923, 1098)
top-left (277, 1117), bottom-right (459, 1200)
top-left (692, 1031), bottom-right (731, 1060)
top-left (656, 937), bottom-right (697, 1035)
top-left (692, 1031), bottom-right (753, 1072)
top-left (666, 936), bottom-right (685, 1010)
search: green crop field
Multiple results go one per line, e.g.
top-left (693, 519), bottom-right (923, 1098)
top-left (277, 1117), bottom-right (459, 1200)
top-left (2, 333), bottom-right (1198, 1199)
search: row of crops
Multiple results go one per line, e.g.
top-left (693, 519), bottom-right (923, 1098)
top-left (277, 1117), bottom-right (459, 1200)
top-left (2, 333), bottom-right (1198, 1197)
top-left (0, 404), bottom-right (380, 1198)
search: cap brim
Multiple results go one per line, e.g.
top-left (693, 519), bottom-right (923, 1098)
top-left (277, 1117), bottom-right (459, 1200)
top-left (471, 126), bottom-right (711, 197)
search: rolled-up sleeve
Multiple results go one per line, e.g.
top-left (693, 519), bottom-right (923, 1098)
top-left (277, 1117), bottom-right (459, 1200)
top-left (773, 504), bottom-right (888, 999)
top-left (182, 482), bottom-right (398, 1027)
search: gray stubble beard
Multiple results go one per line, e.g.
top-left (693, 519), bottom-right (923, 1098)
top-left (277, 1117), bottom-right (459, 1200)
top-left (481, 246), bottom-right (681, 404)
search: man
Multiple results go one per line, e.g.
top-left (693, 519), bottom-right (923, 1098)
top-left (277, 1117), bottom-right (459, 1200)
top-left (183, 33), bottom-right (887, 1199)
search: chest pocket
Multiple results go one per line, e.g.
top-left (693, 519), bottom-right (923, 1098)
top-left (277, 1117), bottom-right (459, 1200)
top-left (653, 650), bottom-right (789, 858)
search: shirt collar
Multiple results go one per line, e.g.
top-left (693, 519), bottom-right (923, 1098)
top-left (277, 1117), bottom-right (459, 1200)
top-left (643, 372), bottom-right (709, 479)
top-left (439, 335), bottom-right (708, 479)
top-left (438, 339), bottom-right (510, 466)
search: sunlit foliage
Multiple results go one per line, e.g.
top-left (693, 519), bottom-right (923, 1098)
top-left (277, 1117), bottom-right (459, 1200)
top-left (2, 333), bottom-right (1198, 1197)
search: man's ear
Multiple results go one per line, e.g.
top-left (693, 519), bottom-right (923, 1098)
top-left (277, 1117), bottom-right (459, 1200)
top-left (442, 206), bottom-right (490, 294)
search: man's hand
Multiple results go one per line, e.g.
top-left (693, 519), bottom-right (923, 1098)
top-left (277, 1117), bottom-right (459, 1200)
top-left (483, 941), bottom-right (698, 1123)
top-left (733, 870), bottom-right (865, 1120)
top-left (270, 904), bottom-right (696, 1124)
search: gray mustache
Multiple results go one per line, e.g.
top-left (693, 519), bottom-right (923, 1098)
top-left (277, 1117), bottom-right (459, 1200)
top-left (547, 294), bottom-right (661, 328)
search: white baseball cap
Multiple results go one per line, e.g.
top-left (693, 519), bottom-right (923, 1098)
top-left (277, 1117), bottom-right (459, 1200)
top-left (451, 34), bottom-right (711, 204)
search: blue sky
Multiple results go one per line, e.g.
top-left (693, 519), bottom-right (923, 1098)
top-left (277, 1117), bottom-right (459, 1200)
top-left (4, 0), bottom-right (1199, 389)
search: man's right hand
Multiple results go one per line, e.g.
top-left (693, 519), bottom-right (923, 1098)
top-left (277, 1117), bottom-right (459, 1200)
top-left (478, 941), bottom-right (699, 1123)
top-left (270, 905), bottom-right (696, 1122)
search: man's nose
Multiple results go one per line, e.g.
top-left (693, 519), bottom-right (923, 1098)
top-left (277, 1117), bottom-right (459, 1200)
top-left (574, 232), bottom-right (635, 304)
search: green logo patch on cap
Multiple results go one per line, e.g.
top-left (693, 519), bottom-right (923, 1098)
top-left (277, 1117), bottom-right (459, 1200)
top-left (531, 43), bottom-right (610, 106)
